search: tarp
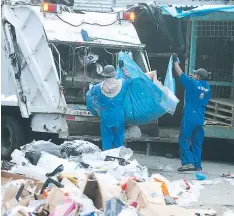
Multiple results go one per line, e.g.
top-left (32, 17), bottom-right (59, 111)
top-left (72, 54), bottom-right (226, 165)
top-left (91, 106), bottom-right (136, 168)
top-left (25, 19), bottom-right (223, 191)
top-left (159, 5), bottom-right (234, 18)
top-left (86, 52), bottom-right (179, 125)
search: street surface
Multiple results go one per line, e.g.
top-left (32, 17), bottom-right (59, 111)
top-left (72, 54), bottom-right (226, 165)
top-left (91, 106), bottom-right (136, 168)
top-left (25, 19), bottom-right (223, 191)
top-left (134, 153), bottom-right (234, 215)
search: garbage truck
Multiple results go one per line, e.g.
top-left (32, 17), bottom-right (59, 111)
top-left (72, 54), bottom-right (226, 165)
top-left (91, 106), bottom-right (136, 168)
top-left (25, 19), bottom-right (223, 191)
top-left (1, 1), bottom-right (159, 158)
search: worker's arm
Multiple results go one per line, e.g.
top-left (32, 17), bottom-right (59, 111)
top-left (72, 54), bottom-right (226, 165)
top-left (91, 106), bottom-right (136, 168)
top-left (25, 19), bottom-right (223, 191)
top-left (172, 53), bottom-right (194, 89)
top-left (172, 53), bottom-right (183, 77)
top-left (122, 67), bottom-right (131, 79)
top-left (119, 60), bottom-right (131, 79)
top-left (174, 62), bottom-right (183, 77)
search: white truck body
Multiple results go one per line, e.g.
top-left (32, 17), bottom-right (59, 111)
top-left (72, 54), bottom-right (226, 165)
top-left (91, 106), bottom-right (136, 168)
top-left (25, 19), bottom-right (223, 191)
top-left (1, 2), bottom-right (151, 158)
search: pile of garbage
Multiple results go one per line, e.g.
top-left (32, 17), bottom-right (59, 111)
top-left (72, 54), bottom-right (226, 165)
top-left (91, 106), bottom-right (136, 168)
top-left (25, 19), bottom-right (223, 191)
top-left (1, 140), bottom-right (217, 216)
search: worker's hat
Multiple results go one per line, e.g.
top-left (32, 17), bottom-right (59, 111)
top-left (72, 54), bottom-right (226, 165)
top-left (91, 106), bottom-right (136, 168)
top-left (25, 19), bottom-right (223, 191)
top-left (101, 65), bottom-right (116, 78)
top-left (193, 68), bottom-right (209, 80)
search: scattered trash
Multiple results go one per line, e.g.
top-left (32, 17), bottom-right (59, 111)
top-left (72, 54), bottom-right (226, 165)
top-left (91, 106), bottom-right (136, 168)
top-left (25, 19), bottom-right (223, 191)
top-left (1, 140), bottom-right (217, 216)
top-left (221, 173), bottom-right (234, 178)
top-left (223, 210), bottom-right (234, 216)
top-left (104, 198), bottom-right (126, 216)
top-left (60, 140), bottom-right (101, 158)
top-left (21, 140), bottom-right (62, 158)
top-left (101, 146), bottom-right (133, 161)
top-left (195, 173), bottom-right (207, 181)
top-left (25, 151), bottom-right (41, 165)
top-left (183, 178), bottom-right (191, 190)
top-left (1, 160), bottom-right (15, 171)
top-left (164, 195), bottom-right (177, 205)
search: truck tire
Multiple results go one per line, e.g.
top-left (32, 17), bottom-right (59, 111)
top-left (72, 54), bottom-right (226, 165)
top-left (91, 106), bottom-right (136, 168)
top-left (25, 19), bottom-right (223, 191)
top-left (1, 115), bottom-right (26, 159)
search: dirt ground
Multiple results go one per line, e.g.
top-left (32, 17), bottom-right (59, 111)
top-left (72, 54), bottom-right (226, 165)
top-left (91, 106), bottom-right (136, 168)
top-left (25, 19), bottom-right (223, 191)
top-left (133, 153), bottom-right (234, 215)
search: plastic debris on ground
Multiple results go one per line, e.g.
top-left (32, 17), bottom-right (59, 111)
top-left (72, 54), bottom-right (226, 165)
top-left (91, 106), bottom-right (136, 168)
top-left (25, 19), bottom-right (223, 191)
top-left (86, 51), bottom-right (179, 125)
top-left (223, 210), bottom-right (234, 216)
top-left (221, 172), bottom-right (234, 178)
top-left (1, 140), bottom-right (218, 216)
top-left (195, 172), bottom-right (207, 180)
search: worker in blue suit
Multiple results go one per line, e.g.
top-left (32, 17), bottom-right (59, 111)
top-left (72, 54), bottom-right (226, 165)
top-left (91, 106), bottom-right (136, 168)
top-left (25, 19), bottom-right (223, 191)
top-left (172, 53), bottom-right (211, 172)
top-left (90, 61), bottom-right (131, 150)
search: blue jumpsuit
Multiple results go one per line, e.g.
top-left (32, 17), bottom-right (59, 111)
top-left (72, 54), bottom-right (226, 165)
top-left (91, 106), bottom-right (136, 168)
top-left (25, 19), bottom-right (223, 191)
top-left (92, 79), bottom-right (130, 150)
top-left (179, 73), bottom-right (211, 168)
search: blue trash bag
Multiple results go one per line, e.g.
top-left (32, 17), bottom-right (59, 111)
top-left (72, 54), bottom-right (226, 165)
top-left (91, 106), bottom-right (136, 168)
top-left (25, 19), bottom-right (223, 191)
top-left (86, 51), bottom-right (179, 125)
top-left (86, 89), bottom-right (100, 116)
top-left (160, 56), bottom-right (179, 115)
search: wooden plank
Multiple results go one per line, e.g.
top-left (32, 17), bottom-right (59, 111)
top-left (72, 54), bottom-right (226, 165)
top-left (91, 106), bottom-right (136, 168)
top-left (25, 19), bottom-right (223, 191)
top-left (205, 119), bottom-right (230, 126)
top-left (206, 104), bottom-right (215, 109)
top-left (210, 99), bottom-right (234, 108)
top-left (217, 107), bottom-right (233, 114)
top-left (206, 111), bottom-right (232, 121)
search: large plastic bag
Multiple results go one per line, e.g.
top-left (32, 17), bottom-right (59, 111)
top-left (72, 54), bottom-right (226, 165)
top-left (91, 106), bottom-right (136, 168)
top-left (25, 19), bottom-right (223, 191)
top-left (86, 90), bottom-right (100, 116)
top-left (21, 140), bottom-right (62, 158)
top-left (60, 140), bottom-right (101, 158)
top-left (161, 56), bottom-right (179, 115)
top-left (86, 52), bottom-right (179, 125)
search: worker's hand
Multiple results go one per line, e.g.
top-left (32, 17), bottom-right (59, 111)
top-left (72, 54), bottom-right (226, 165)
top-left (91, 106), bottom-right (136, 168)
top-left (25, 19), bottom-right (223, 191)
top-left (172, 53), bottom-right (178, 63)
top-left (118, 60), bottom-right (124, 69)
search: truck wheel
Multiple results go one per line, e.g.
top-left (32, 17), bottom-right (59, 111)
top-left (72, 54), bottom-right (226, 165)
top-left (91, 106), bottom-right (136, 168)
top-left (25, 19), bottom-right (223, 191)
top-left (1, 115), bottom-right (26, 159)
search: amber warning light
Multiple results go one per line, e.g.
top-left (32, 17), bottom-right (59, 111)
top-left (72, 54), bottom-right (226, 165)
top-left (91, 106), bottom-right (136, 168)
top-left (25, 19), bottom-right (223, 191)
top-left (119, 12), bottom-right (136, 22)
top-left (41, 2), bottom-right (61, 13)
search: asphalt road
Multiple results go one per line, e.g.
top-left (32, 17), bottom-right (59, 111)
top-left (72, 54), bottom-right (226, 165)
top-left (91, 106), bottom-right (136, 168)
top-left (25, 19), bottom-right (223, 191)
top-left (133, 153), bottom-right (234, 215)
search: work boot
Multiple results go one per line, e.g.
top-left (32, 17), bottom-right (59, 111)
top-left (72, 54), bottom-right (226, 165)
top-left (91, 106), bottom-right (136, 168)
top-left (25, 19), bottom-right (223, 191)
top-left (177, 164), bottom-right (197, 172)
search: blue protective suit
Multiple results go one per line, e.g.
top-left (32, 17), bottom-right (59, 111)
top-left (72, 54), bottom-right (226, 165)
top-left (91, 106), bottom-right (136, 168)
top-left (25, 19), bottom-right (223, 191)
top-left (91, 78), bottom-right (130, 150)
top-left (179, 73), bottom-right (211, 168)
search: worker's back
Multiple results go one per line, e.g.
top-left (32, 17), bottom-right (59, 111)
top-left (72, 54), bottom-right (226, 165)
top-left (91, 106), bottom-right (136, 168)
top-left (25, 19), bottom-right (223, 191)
top-left (184, 78), bottom-right (211, 124)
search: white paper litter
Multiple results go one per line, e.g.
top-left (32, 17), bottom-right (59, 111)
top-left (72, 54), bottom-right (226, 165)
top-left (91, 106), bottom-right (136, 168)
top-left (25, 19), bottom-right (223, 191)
top-left (36, 151), bottom-right (78, 173)
top-left (118, 207), bottom-right (139, 216)
top-left (223, 210), bottom-right (234, 216)
top-left (11, 149), bottom-right (29, 166)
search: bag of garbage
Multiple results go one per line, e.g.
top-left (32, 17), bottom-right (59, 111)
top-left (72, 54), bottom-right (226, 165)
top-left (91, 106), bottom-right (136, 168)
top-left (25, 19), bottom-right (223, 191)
top-left (86, 90), bottom-right (100, 116)
top-left (60, 140), bottom-right (101, 158)
top-left (125, 125), bottom-right (142, 139)
top-left (101, 146), bottom-right (133, 161)
top-left (86, 51), bottom-right (179, 124)
top-left (116, 52), bottom-right (179, 124)
top-left (21, 140), bottom-right (62, 158)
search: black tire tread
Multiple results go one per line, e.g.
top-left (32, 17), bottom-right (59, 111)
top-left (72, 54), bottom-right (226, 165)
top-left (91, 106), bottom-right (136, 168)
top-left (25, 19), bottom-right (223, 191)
top-left (1, 115), bottom-right (25, 159)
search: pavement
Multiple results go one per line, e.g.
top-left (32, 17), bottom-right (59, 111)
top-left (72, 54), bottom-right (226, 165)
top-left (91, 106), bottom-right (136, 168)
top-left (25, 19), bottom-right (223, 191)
top-left (133, 153), bottom-right (234, 215)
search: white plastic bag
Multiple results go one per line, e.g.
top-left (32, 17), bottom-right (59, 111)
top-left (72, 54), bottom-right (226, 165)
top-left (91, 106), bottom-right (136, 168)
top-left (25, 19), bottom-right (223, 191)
top-left (125, 126), bottom-right (142, 139)
top-left (161, 56), bottom-right (179, 115)
top-left (101, 146), bottom-right (133, 161)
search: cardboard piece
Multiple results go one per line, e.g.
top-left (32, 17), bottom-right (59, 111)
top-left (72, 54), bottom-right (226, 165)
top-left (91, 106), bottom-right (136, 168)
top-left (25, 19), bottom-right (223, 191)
top-left (46, 186), bottom-right (65, 211)
top-left (1, 198), bottom-right (19, 215)
top-left (2, 184), bottom-right (19, 204)
top-left (1, 171), bottom-right (38, 184)
top-left (19, 195), bottom-right (36, 207)
top-left (82, 173), bottom-right (103, 209)
top-left (61, 177), bottom-right (82, 196)
top-left (126, 178), bottom-right (165, 210)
